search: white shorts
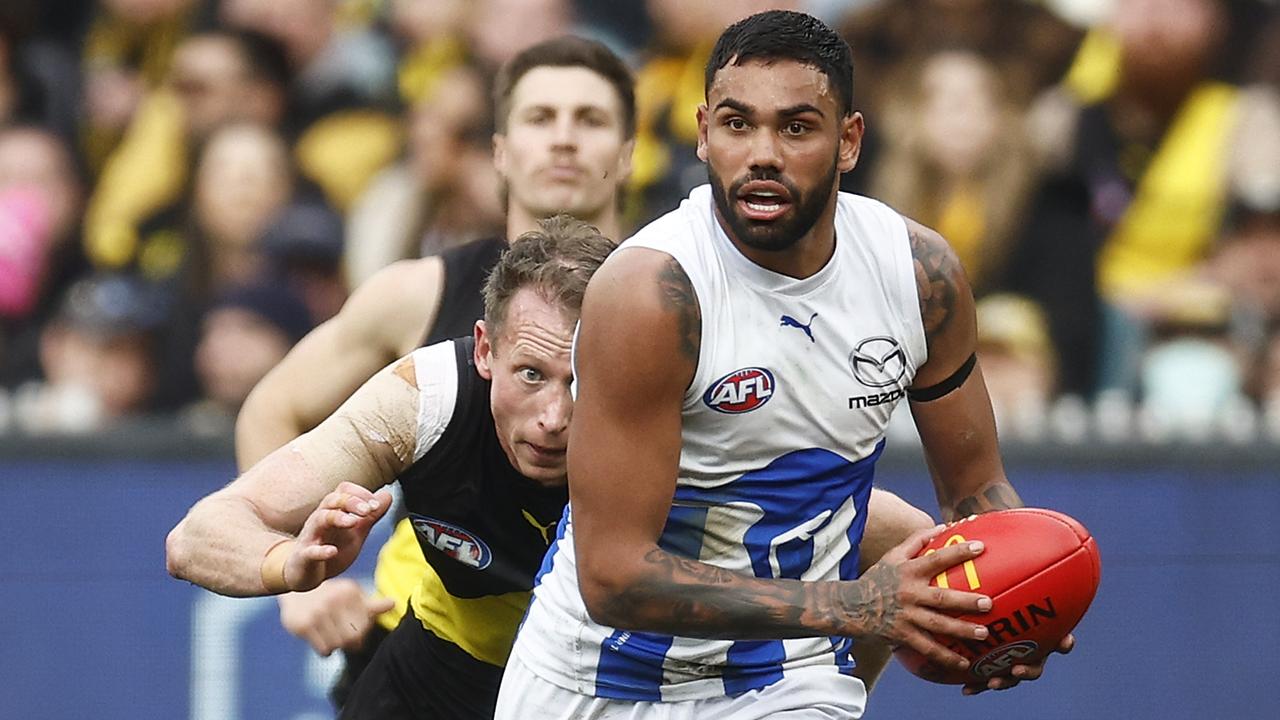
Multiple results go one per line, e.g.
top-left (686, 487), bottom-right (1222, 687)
top-left (494, 651), bottom-right (866, 720)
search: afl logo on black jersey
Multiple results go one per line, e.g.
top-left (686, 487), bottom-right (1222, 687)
top-left (410, 514), bottom-right (493, 569)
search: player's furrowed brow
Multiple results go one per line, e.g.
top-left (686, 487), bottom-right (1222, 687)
top-left (714, 98), bottom-right (753, 116)
top-left (778, 103), bottom-right (824, 119)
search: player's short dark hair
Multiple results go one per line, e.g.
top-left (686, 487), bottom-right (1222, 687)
top-left (482, 215), bottom-right (617, 341)
top-left (493, 36), bottom-right (636, 138)
top-left (706, 10), bottom-right (855, 117)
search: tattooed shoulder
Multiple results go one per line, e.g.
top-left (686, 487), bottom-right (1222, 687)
top-left (656, 256), bottom-right (701, 366)
top-left (908, 223), bottom-right (963, 342)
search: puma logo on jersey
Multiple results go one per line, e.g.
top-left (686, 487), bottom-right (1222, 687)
top-left (410, 514), bottom-right (492, 569)
top-left (522, 509), bottom-right (558, 545)
top-left (703, 367), bottom-right (775, 414)
top-left (780, 312), bottom-right (818, 342)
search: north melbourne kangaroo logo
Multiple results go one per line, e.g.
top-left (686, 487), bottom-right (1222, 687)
top-left (780, 312), bottom-right (819, 343)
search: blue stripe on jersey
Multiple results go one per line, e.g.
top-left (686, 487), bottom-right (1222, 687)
top-left (832, 636), bottom-right (856, 674)
top-left (723, 640), bottom-right (786, 695)
top-left (532, 504), bottom-right (571, 588)
top-left (596, 630), bottom-right (676, 700)
top-left (592, 442), bottom-right (884, 697)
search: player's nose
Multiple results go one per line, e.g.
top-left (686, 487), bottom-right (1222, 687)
top-left (537, 389), bottom-right (572, 434)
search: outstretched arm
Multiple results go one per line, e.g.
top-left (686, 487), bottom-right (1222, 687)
top-left (168, 355), bottom-right (420, 596)
top-left (570, 248), bottom-right (990, 669)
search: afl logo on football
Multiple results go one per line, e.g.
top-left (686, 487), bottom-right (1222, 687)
top-left (703, 367), bottom-right (775, 414)
top-left (849, 336), bottom-right (906, 388)
top-left (410, 514), bottom-right (493, 569)
top-left (973, 640), bottom-right (1039, 679)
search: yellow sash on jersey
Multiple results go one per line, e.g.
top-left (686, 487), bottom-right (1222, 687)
top-left (374, 517), bottom-right (530, 666)
top-left (1062, 28), bottom-right (1240, 301)
top-left (372, 518), bottom-right (423, 631)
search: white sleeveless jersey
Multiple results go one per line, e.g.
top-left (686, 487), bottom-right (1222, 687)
top-left (513, 184), bottom-right (927, 702)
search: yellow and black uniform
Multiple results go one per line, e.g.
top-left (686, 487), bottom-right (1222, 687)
top-left (340, 336), bottom-right (565, 719)
top-left (329, 236), bottom-right (507, 709)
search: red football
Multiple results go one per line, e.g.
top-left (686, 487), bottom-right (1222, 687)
top-left (893, 508), bottom-right (1101, 685)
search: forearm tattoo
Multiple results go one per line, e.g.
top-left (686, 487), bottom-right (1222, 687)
top-left (599, 548), bottom-right (901, 640)
top-left (657, 257), bottom-right (701, 366)
top-left (946, 481), bottom-right (1024, 522)
top-left (909, 227), bottom-right (961, 344)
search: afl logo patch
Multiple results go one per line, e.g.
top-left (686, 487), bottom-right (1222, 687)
top-left (409, 514), bottom-right (492, 569)
top-left (703, 367), bottom-right (775, 414)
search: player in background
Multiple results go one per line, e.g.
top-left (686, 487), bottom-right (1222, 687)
top-left (169, 217), bottom-right (612, 718)
top-left (232, 36), bottom-right (640, 706)
top-left (497, 11), bottom-right (1073, 719)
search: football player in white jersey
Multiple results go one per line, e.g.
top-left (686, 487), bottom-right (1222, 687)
top-left (498, 10), bottom-right (1073, 719)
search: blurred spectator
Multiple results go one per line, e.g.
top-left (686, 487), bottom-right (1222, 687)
top-left (467, 0), bottom-right (574, 70)
top-left (838, 0), bottom-right (1083, 106)
top-left (237, 0), bottom-right (396, 122)
top-left (0, 127), bottom-right (88, 389)
top-left (188, 281), bottom-right (312, 428)
top-left (1007, 0), bottom-right (1241, 397)
top-left (260, 199), bottom-right (347, 323)
top-left (344, 63), bottom-right (501, 285)
top-left (873, 51), bottom-right (1037, 293)
top-left (1139, 285), bottom-right (1249, 428)
top-left (975, 293), bottom-right (1057, 429)
top-left (837, 0), bottom-right (1083, 194)
top-left (17, 273), bottom-right (167, 432)
top-left (192, 123), bottom-right (293, 285)
top-left (0, 4), bottom-right (83, 143)
top-left (80, 0), bottom-right (199, 171)
top-left (387, 0), bottom-right (471, 105)
top-left (226, 0), bottom-right (401, 210)
top-left (122, 122), bottom-right (299, 411)
top-left (85, 28), bottom-right (291, 271)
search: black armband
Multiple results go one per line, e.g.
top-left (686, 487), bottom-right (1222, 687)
top-left (907, 352), bottom-right (977, 402)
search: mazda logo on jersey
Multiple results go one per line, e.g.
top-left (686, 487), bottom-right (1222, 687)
top-left (409, 514), bottom-right (492, 569)
top-left (849, 336), bottom-right (906, 388)
top-left (703, 367), bottom-right (775, 414)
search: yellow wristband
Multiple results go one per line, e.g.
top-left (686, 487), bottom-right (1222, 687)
top-left (260, 538), bottom-right (295, 594)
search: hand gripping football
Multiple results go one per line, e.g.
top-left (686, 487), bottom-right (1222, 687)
top-left (894, 508), bottom-right (1101, 684)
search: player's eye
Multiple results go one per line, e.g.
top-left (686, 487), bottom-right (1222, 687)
top-left (726, 117), bottom-right (748, 131)
top-left (519, 367), bottom-right (544, 383)
top-left (581, 111), bottom-right (609, 128)
top-left (783, 121), bottom-right (809, 136)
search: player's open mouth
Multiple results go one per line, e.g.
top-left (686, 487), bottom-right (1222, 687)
top-left (526, 443), bottom-right (566, 461)
top-left (737, 181), bottom-right (791, 221)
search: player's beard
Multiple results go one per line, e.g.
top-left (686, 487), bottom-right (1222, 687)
top-left (708, 156), bottom-right (838, 253)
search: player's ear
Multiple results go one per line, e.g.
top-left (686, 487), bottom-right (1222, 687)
top-left (696, 104), bottom-right (709, 163)
top-left (492, 133), bottom-right (508, 176)
top-left (474, 320), bottom-right (493, 380)
top-left (837, 112), bottom-right (864, 173)
top-left (615, 136), bottom-right (635, 184)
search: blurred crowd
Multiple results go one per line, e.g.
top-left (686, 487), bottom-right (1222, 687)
top-left (0, 0), bottom-right (1277, 441)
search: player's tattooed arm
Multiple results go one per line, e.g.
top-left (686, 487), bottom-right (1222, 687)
top-left (909, 223), bottom-right (962, 345)
top-left (597, 547), bottom-right (901, 640)
top-left (657, 256), bottom-right (701, 367)
top-left (944, 481), bottom-right (1023, 522)
top-left (597, 536), bottom-right (987, 669)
